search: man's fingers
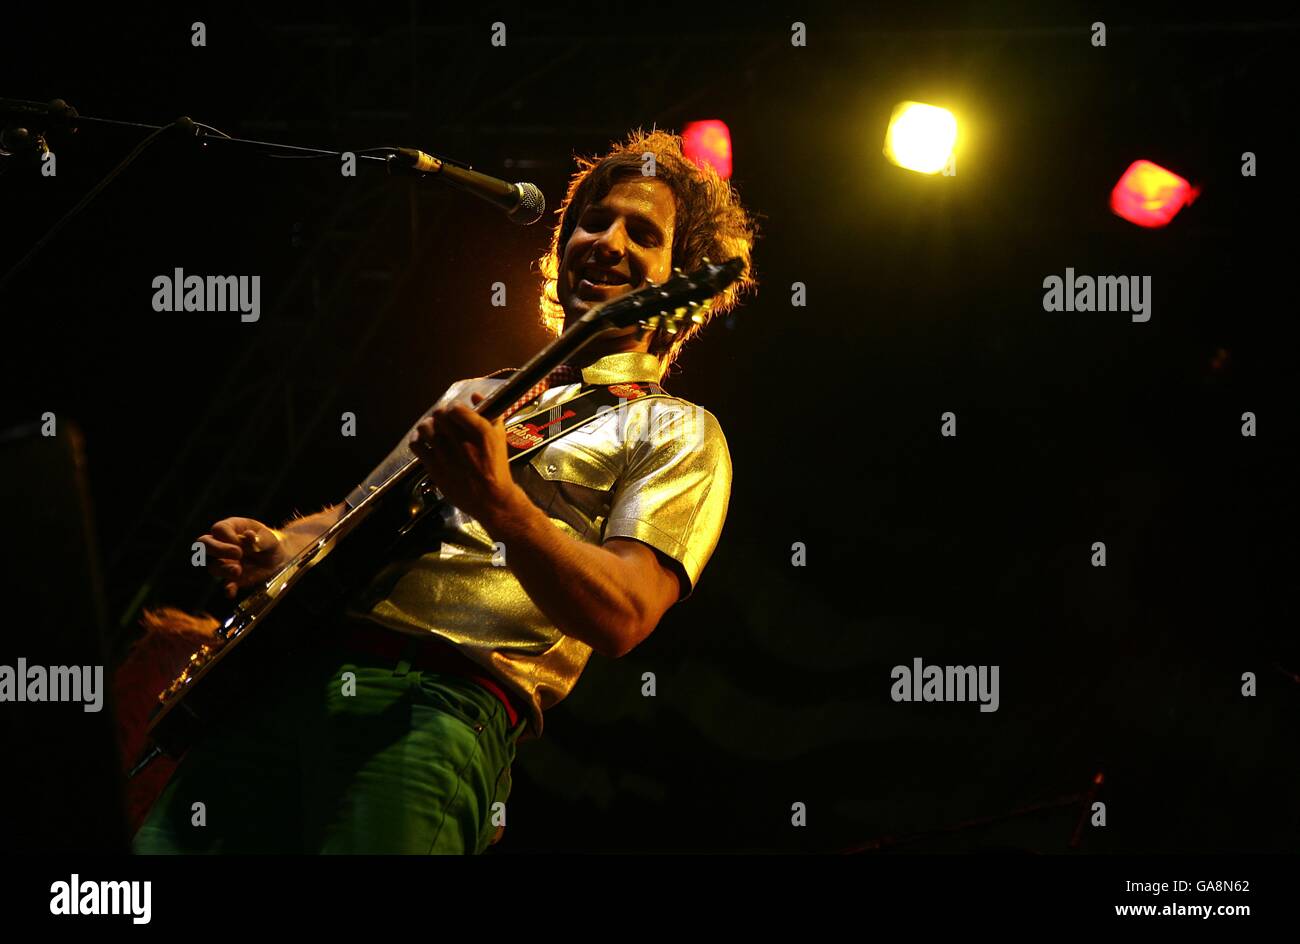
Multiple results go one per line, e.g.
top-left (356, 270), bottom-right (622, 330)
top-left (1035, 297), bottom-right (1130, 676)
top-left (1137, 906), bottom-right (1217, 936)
top-left (200, 534), bottom-right (242, 561)
top-left (409, 416), bottom-right (436, 451)
top-left (439, 404), bottom-right (493, 438)
top-left (413, 407), bottom-right (495, 450)
top-left (240, 529), bottom-right (266, 553)
top-left (211, 521), bottom-right (246, 548)
top-left (430, 426), bottom-right (478, 477)
top-left (410, 406), bottom-right (494, 477)
top-left (467, 393), bottom-right (505, 428)
top-left (431, 411), bottom-right (487, 467)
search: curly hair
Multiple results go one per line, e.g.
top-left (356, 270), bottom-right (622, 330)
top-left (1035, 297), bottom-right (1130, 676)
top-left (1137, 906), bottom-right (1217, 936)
top-left (536, 128), bottom-right (758, 373)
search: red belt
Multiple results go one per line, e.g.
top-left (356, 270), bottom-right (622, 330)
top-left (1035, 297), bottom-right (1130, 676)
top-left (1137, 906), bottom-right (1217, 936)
top-left (334, 623), bottom-right (522, 729)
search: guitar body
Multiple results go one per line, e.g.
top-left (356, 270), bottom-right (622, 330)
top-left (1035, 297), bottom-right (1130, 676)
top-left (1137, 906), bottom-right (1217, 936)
top-left (142, 258), bottom-right (745, 761)
top-left (147, 464), bottom-right (439, 756)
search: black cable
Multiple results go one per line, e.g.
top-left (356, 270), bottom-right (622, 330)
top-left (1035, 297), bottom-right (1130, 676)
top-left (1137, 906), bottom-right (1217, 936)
top-left (262, 146), bottom-right (401, 161)
top-left (0, 119), bottom-right (184, 295)
top-left (0, 111), bottom-right (444, 296)
top-left (192, 121), bottom-right (232, 139)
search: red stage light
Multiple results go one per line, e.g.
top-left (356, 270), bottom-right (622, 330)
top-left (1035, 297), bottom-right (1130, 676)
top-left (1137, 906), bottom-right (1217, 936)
top-left (1110, 160), bottom-right (1198, 228)
top-left (682, 120), bottom-right (733, 179)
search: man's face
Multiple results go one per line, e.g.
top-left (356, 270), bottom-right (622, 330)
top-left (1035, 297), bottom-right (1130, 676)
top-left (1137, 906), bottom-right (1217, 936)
top-left (558, 177), bottom-right (676, 340)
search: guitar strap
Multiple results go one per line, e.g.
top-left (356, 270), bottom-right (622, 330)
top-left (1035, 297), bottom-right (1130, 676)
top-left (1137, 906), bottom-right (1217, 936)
top-left (500, 380), bottom-right (670, 463)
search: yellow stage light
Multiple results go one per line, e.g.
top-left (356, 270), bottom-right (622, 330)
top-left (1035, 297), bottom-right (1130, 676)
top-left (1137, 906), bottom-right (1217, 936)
top-left (883, 102), bottom-right (958, 175)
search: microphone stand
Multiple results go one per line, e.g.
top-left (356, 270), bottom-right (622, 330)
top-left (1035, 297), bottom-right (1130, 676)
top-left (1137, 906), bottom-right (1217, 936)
top-left (0, 96), bottom-right (476, 293)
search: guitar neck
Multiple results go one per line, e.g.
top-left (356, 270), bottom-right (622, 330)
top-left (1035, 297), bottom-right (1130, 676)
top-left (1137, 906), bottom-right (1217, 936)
top-left (474, 312), bottom-right (607, 420)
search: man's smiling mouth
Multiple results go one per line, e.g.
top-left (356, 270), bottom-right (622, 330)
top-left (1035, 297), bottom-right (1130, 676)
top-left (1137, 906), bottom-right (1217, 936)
top-left (580, 266), bottom-right (631, 286)
top-left (574, 265), bottom-right (637, 300)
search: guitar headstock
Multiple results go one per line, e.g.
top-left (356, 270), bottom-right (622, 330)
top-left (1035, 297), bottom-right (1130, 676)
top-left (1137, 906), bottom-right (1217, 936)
top-left (585, 257), bottom-right (746, 337)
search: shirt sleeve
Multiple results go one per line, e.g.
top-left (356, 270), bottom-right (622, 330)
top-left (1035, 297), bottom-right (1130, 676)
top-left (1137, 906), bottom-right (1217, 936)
top-left (343, 379), bottom-right (473, 510)
top-left (602, 402), bottom-right (732, 600)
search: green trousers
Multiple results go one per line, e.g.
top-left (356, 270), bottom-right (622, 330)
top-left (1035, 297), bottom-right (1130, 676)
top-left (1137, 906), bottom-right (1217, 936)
top-left (132, 633), bottom-right (528, 854)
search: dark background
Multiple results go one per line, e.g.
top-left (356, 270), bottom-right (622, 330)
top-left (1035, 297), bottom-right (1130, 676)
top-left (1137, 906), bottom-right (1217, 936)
top-left (2, 2), bottom-right (1295, 852)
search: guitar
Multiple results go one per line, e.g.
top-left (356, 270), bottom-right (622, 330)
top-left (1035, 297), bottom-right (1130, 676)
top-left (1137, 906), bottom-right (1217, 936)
top-left (137, 257), bottom-right (746, 767)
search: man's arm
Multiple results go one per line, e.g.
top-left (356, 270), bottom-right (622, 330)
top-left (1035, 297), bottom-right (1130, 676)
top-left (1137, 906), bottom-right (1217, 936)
top-left (479, 490), bottom-right (682, 658)
top-left (208, 377), bottom-right (476, 598)
top-left (202, 503), bottom-right (345, 599)
top-left (408, 395), bottom-right (684, 658)
top-left (273, 503), bottom-right (345, 556)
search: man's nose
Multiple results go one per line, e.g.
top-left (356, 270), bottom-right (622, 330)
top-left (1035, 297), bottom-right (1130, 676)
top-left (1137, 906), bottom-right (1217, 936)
top-left (591, 220), bottom-right (628, 257)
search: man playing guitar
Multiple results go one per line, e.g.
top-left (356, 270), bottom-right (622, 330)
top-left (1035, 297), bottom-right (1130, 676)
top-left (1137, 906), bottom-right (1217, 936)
top-left (132, 128), bottom-right (757, 854)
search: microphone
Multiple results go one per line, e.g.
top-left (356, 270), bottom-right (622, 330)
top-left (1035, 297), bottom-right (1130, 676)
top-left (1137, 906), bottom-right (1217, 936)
top-left (389, 147), bottom-right (545, 225)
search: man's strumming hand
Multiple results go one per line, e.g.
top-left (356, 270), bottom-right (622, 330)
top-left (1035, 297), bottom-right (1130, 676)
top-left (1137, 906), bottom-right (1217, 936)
top-left (198, 504), bottom-right (345, 599)
top-left (198, 517), bottom-right (289, 599)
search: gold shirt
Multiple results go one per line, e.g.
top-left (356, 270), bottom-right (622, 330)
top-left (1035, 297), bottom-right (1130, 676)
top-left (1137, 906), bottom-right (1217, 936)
top-left (341, 352), bottom-right (732, 739)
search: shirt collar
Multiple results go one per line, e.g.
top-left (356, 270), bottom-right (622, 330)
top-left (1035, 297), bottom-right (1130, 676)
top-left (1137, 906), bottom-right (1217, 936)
top-left (578, 351), bottom-right (664, 385)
